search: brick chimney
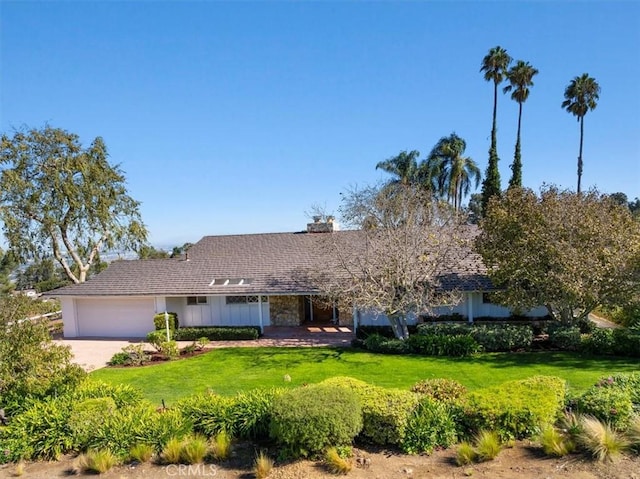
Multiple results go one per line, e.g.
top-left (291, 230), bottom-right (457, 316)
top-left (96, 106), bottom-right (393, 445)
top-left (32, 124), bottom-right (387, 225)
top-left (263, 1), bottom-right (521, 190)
top-left (307, 215), bottom-right (337, 233)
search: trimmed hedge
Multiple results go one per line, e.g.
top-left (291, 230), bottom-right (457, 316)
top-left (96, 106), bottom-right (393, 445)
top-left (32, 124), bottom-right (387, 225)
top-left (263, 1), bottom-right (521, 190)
top-left (581, 328), bottom-right (640, 357)
top-left (154, 312), bottom-right (179, 331)
top-left (463, 376), bottom-right (566, 441)
top-left (410, 378), bottom-right (467, 402)
top-left (321, 377), bottom-right (419, 445)
top-left (270, 383), bottom-right (362, 457)
top-left (174, 326), bottom-right (260, 341)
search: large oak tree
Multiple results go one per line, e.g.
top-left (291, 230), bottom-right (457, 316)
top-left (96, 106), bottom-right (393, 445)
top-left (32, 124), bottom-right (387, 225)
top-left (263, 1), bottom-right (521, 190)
top-left (0, 126), bottom-right (148, 283)
top-left (476, 186), bottom-right (640, 323)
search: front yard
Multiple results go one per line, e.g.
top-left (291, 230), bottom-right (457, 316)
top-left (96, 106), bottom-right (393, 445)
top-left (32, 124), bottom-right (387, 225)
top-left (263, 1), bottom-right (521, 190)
top-left (90, 346), bottom-right (639, 404)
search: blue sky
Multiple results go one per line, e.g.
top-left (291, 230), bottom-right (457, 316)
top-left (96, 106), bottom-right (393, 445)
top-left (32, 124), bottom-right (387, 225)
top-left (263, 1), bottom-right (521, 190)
top-left (2, 1), bottom-right (639, 248)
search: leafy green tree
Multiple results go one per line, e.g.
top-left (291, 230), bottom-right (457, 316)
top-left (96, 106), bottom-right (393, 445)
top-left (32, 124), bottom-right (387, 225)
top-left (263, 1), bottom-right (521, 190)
top-left (170, 242), bottom-right (194, 258)
top-left (0, 249), bottom-right (15, 295)
top-left (0, 294), bottom-right (85, 414)
top-left (138, 245), bottom-right (170, 259)
top-left (562, 73), bottom-right (601, 194)
top-left (476, 186), bottom-right (640, 323)
top-left (0, 126), bottom-right (148, 283)
top-left (503, 60), bottom-right (538, 189)
top-left (427, 133), bottom-right (481, 211)
top-left (480, 46), bottom-right (512, 214)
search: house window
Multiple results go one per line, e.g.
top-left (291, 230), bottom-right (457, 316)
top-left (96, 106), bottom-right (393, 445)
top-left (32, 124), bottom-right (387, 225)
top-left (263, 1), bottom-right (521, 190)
top-left (187, 296), bottom-right (208, 305)
top-left (226, 295), bottom-right (269, 305)
top-left (482, 293), bottom-right (493, 304)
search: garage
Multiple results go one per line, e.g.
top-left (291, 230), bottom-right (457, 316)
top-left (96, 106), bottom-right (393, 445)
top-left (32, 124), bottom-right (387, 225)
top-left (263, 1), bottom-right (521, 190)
top-left (74, 297), bottom-right (156, 337)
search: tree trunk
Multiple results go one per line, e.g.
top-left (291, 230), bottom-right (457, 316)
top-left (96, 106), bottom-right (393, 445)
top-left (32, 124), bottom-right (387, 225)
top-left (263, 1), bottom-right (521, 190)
top-left (577, 115), bottom-right (584, 194)
top-left (388, 314), bottom-right (410, 340)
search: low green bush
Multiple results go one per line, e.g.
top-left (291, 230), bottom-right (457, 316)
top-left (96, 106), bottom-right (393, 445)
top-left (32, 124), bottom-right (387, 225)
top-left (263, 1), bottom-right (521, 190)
top-left (577, 383), bottom-right (634, 430)
top-left (401, 397), bottom-right (458, 454)
top-left (581, 328), bottom-right (640, 357)
top-left (600, 372), bottom-right (640, 405)
top-left (82, 403), bottom-right (192, 458)
top-left (463, 376), bottom-right (566, 441)
top-left (416, 322), bottom-right (471, 336)
top-left (227, 388), bottom-right (285, 439)
top-left (153, 312), bottom-right (179, 331)
top-left (69, 397), bottom-right (117, 448)
top-left (176, 392), bottom-right (235, 437)
top-left (470, 324), bottom-right (533, 352)
top-left (0, 396), bottom-right (73, 461)
top-left (174, 326), bottom-right (260, 341)
top-left (355, 325), bottom-right (419, 339)
top-left (269, 383), bottom-right (363, 457)
top-left (72, 380), bottom-right (144, 408)
top-left (406, 333), bottom-right (481, 357)
top-left (581, 328), bottom-right (615, 355)
top-left (410, 378), bottom-right (467, 402)
top-left (363, 334), bottom-right (411, 354)
top-left (548, 326), bottom-right (582, 351)
top-left (321, 376), bottom-right (419, 445)
top-left (107, 351), bottom-right (131, 366)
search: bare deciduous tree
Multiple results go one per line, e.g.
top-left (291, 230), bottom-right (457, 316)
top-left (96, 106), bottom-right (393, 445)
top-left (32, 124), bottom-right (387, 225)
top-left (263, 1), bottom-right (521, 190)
top-left (313, 185), bottom-right (475, 340)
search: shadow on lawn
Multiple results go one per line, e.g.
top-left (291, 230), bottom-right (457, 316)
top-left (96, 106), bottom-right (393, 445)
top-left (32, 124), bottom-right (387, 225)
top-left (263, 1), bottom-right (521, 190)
top-left (453, 351), bottom-right (639, 371)
top-left (228, 346), bottom-right (351, 370)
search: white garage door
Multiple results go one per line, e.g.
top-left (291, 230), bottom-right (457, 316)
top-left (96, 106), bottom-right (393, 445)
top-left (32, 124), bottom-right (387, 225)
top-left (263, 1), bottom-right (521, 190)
top-left (75, 298), bottom-right (155, 338)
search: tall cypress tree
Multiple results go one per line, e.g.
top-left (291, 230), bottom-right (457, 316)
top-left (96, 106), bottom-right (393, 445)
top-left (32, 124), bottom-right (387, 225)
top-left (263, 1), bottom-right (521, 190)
top-left (480, 46), bottom-right (511, 214)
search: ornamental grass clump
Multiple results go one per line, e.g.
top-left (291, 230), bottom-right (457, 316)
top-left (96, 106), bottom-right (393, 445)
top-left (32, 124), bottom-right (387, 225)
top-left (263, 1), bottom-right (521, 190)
top-left (128, 443), bottom-right (154, 463)
top-left (161, 437), bottom-right (183, 464)
top-left (324, 446), bottom-right (353, 474)
top-left (455, 441), bottom-right (477, 466)
top-left (538, 424), bottom-right (575, 457)
top-left (577, 415), bottom-right (628, 462)
top-left (628, 414), bottom-right (640, 450)
top-left (180, 434), bottom-right (209, 464)
top-left (76, 449), bottom-right (119, 474)
top-left (210, 431), bottom-right (232, 461)
top-left (254, 450), bottom-right (274, 479)
top-left (475, 430), bottom-right (502, 462)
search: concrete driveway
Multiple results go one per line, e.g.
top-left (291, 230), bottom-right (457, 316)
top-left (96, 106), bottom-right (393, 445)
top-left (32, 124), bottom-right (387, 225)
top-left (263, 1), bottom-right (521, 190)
top-left (57, 339), bottom-right (143, 371)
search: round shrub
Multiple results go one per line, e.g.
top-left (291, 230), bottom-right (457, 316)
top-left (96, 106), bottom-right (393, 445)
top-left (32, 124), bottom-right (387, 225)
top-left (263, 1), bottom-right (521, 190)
top-left (402, 397), bottom-right (458, 454)
top-left (269, 383), bottom-right (362, 457)
top-left (321, 377), bottom-right (419, 445)
top-left (411, 378), bottom-right (467, 402)
top-left (577, 383), bottom-right (634, 430)
top-left (548, 325), bottom-right (582, 351)
top-left (581, 328), bottom-right (615, 355)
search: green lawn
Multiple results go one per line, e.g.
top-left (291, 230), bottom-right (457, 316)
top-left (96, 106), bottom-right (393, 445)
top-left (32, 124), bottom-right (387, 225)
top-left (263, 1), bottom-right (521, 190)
top-left (90, 347), bottom-right (639, 405)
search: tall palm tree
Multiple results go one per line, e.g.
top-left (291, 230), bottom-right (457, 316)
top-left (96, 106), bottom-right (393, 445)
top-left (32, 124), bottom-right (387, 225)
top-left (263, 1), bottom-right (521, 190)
top-left (562, 73), bottom-right (600, 194)
top-left (428, 133), bottom-right (481, 211)
top-left (480, 46), bottom-right (512, 213)
top-left (504, 60), bottom-right (539, 189)
top-left (376, 150), bottom-right (434, 193)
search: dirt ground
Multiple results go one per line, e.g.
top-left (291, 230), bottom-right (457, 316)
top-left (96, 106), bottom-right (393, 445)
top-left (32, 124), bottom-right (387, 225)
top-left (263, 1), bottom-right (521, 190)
top-left (1, 441), bottom-right (639, 479)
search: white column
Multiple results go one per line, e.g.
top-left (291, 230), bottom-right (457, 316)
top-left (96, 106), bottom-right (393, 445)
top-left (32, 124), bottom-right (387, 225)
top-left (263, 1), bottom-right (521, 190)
top-left (352, 304), bottom-right (358, 335)
top-left (332, 303), bottom-right (337, 324)
top-left (309, 296), bottom-right (314, 322)
top-left (467, 292), bottom-right (474, 324)
top-left (258, 295), bottom-right (264, 333)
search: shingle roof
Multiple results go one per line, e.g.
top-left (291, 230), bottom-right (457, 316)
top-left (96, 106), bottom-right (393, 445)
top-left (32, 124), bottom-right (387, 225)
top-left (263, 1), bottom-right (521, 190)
top-left (52, 227), bottom-right (493, 297)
